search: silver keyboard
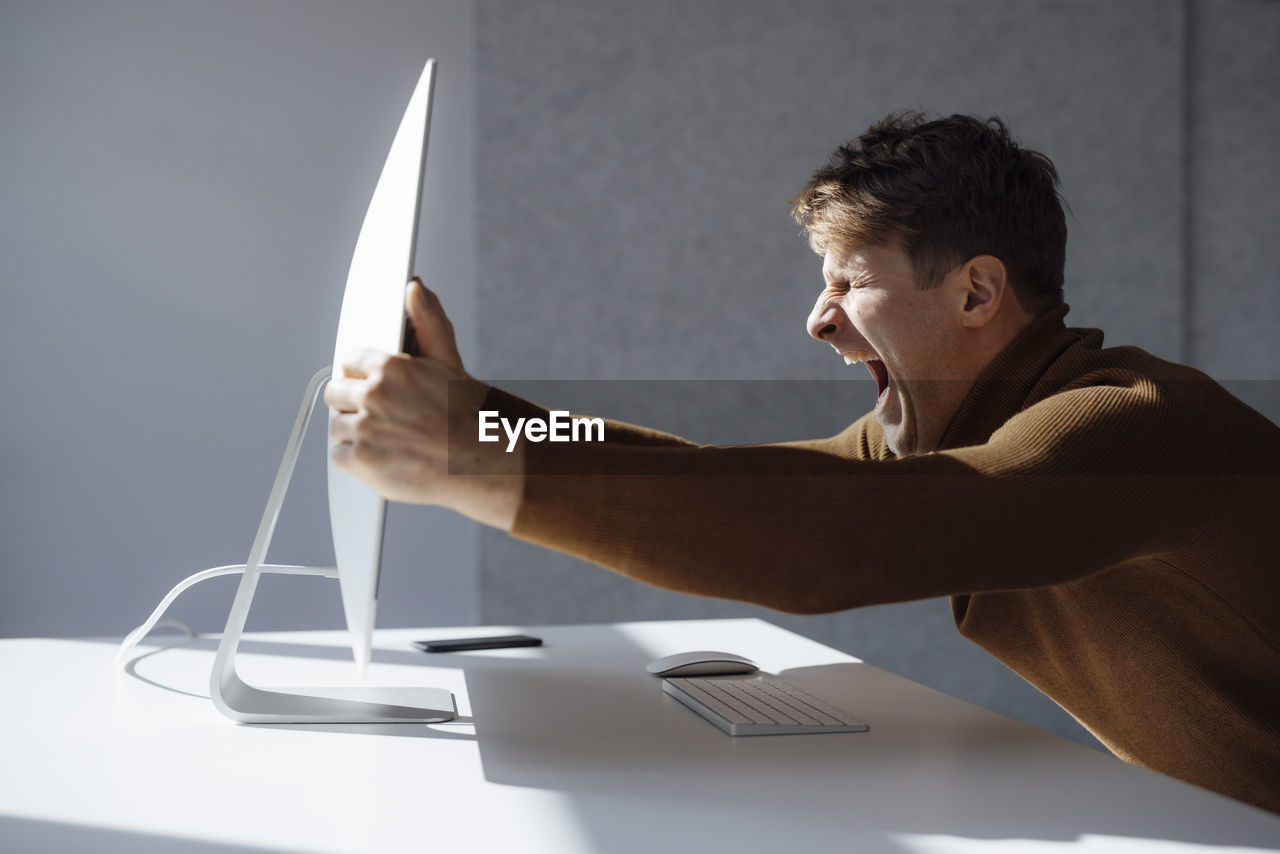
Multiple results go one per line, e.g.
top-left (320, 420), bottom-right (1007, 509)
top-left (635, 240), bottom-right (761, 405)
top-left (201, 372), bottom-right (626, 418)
top-left (663, 675), bottom-right (869, 736)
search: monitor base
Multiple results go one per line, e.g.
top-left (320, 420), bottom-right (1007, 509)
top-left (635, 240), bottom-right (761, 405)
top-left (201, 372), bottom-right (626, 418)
top-left (210, 367), bottom-right (457, 725)
top-left (214, 675), bottom-right (457, 724)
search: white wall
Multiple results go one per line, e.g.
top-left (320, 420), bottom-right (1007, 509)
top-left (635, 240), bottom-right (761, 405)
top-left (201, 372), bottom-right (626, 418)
top-left (0, 0), bottom-right (480, 638)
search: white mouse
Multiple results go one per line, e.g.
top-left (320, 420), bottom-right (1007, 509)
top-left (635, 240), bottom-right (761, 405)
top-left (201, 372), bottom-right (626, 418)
top-left (646, 650), bottom-right (759, 677)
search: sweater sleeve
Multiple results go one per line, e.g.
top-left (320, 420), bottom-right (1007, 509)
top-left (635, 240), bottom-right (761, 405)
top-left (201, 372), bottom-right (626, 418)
top-left (501, 375), bottom-right (1220, 614)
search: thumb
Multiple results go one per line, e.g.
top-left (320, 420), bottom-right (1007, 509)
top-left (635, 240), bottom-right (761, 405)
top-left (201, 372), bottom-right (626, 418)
top-left (405, 278), bottom-right (464, 371)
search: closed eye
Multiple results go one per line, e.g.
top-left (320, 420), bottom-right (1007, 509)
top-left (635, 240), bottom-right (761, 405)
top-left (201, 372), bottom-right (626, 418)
top-left (821, 281), bottom-right (850, 297)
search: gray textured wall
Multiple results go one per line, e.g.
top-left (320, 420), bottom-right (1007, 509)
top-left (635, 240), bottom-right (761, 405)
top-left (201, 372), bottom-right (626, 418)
top-left (1, 1), bottom-right (479, 638)
top-left (1190, 0), bottom-right (1280, 417)
top-left (475, 0), bottom-right (1280, 750)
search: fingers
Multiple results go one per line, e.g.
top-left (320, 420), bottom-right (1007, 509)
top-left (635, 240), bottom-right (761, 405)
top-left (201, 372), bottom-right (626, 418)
top-left (338, 347), bottom-right (392, 380)
top-left (328, 410), bottom-right (364, 443)
top-left (405, 279), bottom-right (464, 371)
top-left (325, 347), bottom-right (417, 462)
top-left (329, 434), bottom-right (370, 475)
top-left (328, 404), bottom-right (382, 476)
top-left (324, 348), bottom-right (392, 410)
top-left (324, 377), bottom-right (359, 413)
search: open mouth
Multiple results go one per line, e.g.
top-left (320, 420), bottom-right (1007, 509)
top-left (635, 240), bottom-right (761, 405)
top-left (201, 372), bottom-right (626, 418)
top-left (866, 359), bottom-right (890, 398)
top-left (842, 352), bottom-right (891, 402)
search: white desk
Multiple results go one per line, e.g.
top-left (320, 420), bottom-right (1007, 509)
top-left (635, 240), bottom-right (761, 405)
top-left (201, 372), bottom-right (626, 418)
top-left (2, 618), bottom-right (1277, 853)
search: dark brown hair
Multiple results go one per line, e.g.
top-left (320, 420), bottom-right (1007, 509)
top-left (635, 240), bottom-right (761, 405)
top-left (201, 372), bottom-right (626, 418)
top-left (791, 112), bottom-right (1067, 314)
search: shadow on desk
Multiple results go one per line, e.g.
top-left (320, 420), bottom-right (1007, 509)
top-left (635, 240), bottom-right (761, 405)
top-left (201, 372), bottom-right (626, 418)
top-left (453, 645), bottom-right (1279, 853)
top-left (0, 814), bottom-right (281, 854)
top-left (107, 630), bottom-right (1279, 852)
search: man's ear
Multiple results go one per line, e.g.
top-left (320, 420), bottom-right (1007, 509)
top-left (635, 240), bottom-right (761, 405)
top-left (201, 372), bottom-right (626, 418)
top-left (958, 255), bottom-right (1009, 329)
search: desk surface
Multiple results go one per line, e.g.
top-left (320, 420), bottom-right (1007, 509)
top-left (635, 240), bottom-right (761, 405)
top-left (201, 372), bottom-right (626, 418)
top-left (2, 618), bottom-right (1277, 853)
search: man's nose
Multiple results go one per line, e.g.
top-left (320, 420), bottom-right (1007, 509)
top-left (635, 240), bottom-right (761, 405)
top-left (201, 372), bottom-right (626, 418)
top-left (807, 298), bottom-right (841, 342)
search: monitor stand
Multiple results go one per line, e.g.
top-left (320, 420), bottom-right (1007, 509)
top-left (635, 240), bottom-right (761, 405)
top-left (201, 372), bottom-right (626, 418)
top-left (209, 367), bottom-right (456, 724)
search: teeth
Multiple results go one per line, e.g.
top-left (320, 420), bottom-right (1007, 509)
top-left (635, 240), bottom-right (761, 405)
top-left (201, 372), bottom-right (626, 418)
top-left (842, 352), bottom-right (876, 366)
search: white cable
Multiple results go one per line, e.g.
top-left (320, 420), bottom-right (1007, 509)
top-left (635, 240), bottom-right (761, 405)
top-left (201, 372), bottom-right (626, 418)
top-left (115, 563), bottom-right (337, 667)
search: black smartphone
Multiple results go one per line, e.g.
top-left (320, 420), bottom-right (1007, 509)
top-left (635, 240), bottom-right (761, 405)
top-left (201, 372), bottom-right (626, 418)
top-left (412, 634), bottom-right (543, 653)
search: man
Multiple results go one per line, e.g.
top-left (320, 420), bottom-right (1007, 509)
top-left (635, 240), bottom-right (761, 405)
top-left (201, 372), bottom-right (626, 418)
top-left (324, 113), bottom-right (1280, 813)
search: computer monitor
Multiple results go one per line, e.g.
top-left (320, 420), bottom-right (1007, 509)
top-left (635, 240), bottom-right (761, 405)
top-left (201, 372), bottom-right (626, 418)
top-left (212, 58), bottom-right (458, 722)
top-left (329, 58), bottom-right (436, 677)
top-left (120, 59), bottom-right (454, 723)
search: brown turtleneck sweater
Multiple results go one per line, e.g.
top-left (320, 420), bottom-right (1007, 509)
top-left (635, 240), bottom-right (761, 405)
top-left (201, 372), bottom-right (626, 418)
top-left (488, 305), bottom-right (1280, 814)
